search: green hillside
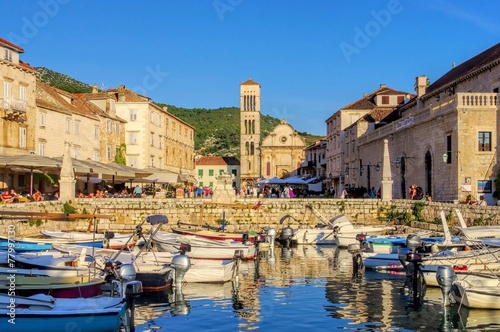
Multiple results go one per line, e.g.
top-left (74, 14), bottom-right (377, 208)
top-left (37, 68), bottom-right (324, 157)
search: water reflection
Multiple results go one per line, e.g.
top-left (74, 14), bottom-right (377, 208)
top-left (134, 245), bottom-right (500, 331)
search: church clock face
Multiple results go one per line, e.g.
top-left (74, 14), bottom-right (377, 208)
top-left (280, 136), bottom-right (287, 143)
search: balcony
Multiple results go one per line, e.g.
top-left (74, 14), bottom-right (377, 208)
top-left (1, 97), bottom-right (27, 123)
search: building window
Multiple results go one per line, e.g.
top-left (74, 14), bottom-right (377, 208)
top-left (19, 86), bottom-right (27, 101)
top-left (73, 145), bottom-right (80, 159)
top-left (19, 127), bottom-right (26, 148)
top-left (128, 132), bottom-right (139, 145)
top-left (478, 180), bottom-right (492, 193)
top-left (74, 120), bottom-right (80, 133)
top-left (40, 112), bottom-right (46, 128)
top-left (65, 118), bottom-right (71, 133)
top-left (446, 135), bottom-right (452, 164)
top-left (4, 81), bottom-right (12, 102)
top-left (94, 150), bottom-right (100, 161)
top-left (232, 169), bottom-right (237, 176)
top-left (199, 181), bottom-right (203, 187)
top-left (209, 169), bottom-right (214, 176)
top-left (397, 95), bottom-right (404, 104)
top-left (478, 132), bottom-right (491, 151)
top-left (38, 142), bottom-right (45, 156)
top-left (129, 155), bottom-right (138, 167)
top-left (4, 49), bottom-right (12, 62)
top-left (115, 123), bottom-right (120, 136)
top-left (198, 169), bottom-right (203, 176)
top-left (159, 135), bottom-right (163, 149)
top-left (107, 145), bottom-right (112, 160)
top-left (150, 156), bottom-right (154, 167)
top-left (106, 119), bottom-right (112, 133)
top-left (382, 96), bottom-right (389, 104)
top-left (130, 110), bottom-right (137, 121)
top-left (150, 132), bottom-right (154, 146)
top-left (94, 125), bottom-right (99, 139)
top-left (219, 169), bottom-right (224, 175)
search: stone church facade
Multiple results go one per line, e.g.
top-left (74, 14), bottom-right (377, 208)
top-left (239, 79), bottom-right (306, 188)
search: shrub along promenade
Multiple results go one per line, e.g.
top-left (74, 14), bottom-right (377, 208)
top-left (1, 197), bottom-right (499, 237)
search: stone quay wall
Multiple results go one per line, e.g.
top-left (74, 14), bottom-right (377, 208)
top-left (1, 198), bottom-right (500, 238)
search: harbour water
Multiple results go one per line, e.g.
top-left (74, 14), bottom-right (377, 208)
top-left (134, 245), bottom-right (500, 331)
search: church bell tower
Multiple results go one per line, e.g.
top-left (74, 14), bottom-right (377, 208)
top-left (239, 79), bottom-right (261, 188)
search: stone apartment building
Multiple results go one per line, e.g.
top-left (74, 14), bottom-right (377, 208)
top-left (336, 42), bottom-right (500, 204)
top-left (0, 38), bottom-right (37, 156)
top-left (195, 156), bottom-right (240, 188)
top-left (326, 85), bottom-right (412, 196)
top-left (301, 137), bottom-right (327, 180)
top-left (107, 85), bottom-right (196, 178)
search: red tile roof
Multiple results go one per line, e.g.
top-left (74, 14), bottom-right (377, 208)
top-left (0, 37), bottom-right (24, 52)
top-left (196, 156), bottom-right (240, 166)
top-left (342, 86), bottom-right (411, 110)
top-left (19, 60), bottom-right (37, 72)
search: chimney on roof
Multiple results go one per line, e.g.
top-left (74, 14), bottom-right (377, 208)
top-left (92, 83), bottom-right (98, 94)
top-left (118, 85), bottom-right (126, 102)
top-left (416, 76), bottom-right (427, 98)
top-left (363, 93), bottom-right (367, 97)
top-left (452, 62), bottom-right (456, 69)
top-left (163, 106), bottom-right (168, 112)
top-left (380, 84), bottom-right (387, 88)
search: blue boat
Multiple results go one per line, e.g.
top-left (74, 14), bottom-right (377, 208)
top-left (0, 293), bottom-right (127, 332)
top-left (0, 235), bottom-right (103, 252)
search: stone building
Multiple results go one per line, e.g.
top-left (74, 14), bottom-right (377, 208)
top-left (195, 156), bottom-right (240, 188)
top-left (341, 42), bottom-right (500, 204)
top-left (76, 85), bottom-right (127, 162)
top-left (239, 78), bottom-right (261, 186)
top-left (325, 84), bottom-right (412, 196)
top-left (261, 119), bottom-right (306, 179)
top-left (0, 38), bottom-right (37, 156)
top-left (108, 85), bottom-right (195, 177)
top-left (239, 78), bottom-right (306, 187)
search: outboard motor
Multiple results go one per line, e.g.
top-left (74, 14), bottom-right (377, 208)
top-left (171, 243), bottom-right (191, 287)
top-left (406, 234), bottom-right (422, 252)
top-left (264, 227), bottom-right (277, 244)
top-left (436, 265), bottom-right (456, 306)
top-left (278, 226), bottom-right (294, 247)
top-left (103, 231), bottom-right (115, 249)
top-left (242, 233), bottom-right (249, 244)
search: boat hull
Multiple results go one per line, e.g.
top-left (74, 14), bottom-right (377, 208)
top-left (0, 294), bottom-right (126, 332)
top-left (451, 281), bottom-right (500, 309)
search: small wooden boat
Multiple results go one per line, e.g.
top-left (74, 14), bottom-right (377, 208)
top-left (0, 235), bottom-right (103, 252)
top-left (0, 293), bottom-right (128, 332)
top-left (152, 231), bottom-right (257, 260)
top-left (171, 225), bottom-right (256, 243)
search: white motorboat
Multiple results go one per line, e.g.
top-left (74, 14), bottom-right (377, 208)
top-left (289, 213), bottom-right (393, 247)
top-left (152, 231), bottom-right (256, 260)
top-left (436, 265), bottom-right (500, 309)
top-left (454, 208), bottom-right (500, 239)
top-left (53, 243), bottom-right (238, 283)
top-left (41, 230), bottom-right (135, 249)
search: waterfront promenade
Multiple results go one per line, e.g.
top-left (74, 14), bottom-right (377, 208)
top-left (1, 197), bottom-right (499, 238)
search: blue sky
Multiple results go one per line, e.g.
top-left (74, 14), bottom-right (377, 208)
top-left (1, 1), bottom-right (499, 136)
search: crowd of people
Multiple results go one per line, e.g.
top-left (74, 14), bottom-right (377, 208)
top-left (1, 187), bottom-right (55, 203)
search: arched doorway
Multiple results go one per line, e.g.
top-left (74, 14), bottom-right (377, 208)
top-left (425, 151), bottom-right (432, 196)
